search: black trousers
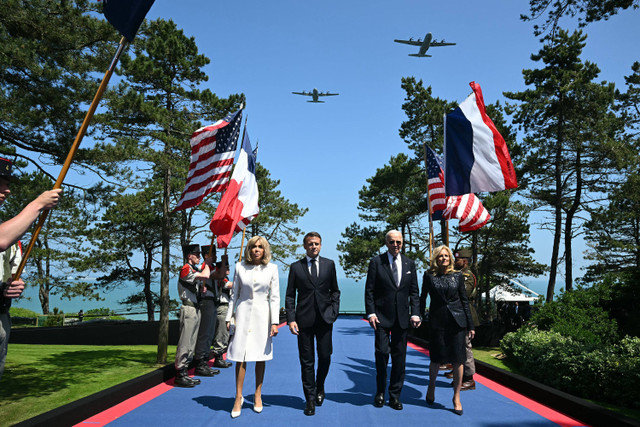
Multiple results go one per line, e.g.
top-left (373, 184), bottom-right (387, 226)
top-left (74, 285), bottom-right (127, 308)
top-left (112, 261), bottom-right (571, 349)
top-left (297, 318), bottom-right (333, 401)
top-left (374, 321), bottom-right (408, 399)
top-left (194, 298), bottom-right (217, 361)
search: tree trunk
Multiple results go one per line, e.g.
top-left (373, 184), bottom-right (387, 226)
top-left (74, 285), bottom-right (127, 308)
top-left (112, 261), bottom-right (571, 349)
top-left (157, 166), bottom-right (171, 365)
top-left (144, 275), bottom-right (154, 322)
top-left (547, 113), bottom-right (564, 302)
top-left (564, 150), bottom-right (582, 292)
top-left (39, 281), bottom-right (49, 315)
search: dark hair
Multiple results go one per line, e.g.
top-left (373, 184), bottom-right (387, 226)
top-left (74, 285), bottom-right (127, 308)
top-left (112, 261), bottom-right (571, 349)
top-left (303, 231), bottom-right (322, 244)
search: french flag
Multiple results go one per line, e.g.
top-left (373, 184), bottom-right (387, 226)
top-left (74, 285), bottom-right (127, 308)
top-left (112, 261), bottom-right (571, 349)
top-left (444, 82), bottom-right (517, 196)
top-left (209, 130), bottom-right (259, 248)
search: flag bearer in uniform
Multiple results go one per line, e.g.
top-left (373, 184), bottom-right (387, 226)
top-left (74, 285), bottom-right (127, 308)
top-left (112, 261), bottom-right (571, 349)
top-left (0, 158), bottom-right (61, 379)
top-left (174, 243), bottom-right (210, 387)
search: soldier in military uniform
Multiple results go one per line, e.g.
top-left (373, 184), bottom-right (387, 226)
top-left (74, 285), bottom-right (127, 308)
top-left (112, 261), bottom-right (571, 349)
top-left (174, 243), bottom-right (210, 387)
top-left (192, 245), bottom-right (221, 377)
top-left (0, 158), bottom-right (61, 380)
top-left (449, 248), bottom-right (478, 391)
top-left (211, 256), bottom-right (232, 368)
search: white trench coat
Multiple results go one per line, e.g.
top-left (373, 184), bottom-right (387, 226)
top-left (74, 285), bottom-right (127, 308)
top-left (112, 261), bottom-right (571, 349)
top-left (226, 262), bottom-right (280, 362)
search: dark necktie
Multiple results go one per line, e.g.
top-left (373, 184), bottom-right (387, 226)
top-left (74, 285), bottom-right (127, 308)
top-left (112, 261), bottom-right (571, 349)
top-left (310, 258), bottom-right (318, 280)
top-left (392, 256), bottom-right (399, 286)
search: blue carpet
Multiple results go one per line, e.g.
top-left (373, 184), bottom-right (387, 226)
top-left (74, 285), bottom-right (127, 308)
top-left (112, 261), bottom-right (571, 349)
top-left (100, 317), bottom-right (585, 426)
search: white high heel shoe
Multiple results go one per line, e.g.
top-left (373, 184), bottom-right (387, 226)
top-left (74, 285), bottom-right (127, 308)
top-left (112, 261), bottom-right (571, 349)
top-left (253, 400), bottom-right (263, 413)
top-left (231, 397), bottom-right (244, 418)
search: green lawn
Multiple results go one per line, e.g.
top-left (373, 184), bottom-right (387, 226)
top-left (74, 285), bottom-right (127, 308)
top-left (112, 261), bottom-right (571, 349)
top-left (0, 344), bottom-right (176, 426)
top-left (473, 346), bottom-right (529, 376)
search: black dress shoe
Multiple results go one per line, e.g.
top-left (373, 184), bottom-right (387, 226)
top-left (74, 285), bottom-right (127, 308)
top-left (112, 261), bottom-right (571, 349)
top-left (373, 393), bottom-right (384, 408)
top-left (174, 375), bottom-right (195, 388)
top-left (389, 397), bottom-right (403, 410)
top-left (315, 391), bottom-right (325, 406)
top-left (461, 379), bottom-right (476, 390)
top-left (304, 400), bottom-right (315, 416)
top-left (213, 358), bottom-right (232, 368)
top-left (195, 366), bottom-right (215, 376)
top-left (195, 365), bottom-right (216, 376)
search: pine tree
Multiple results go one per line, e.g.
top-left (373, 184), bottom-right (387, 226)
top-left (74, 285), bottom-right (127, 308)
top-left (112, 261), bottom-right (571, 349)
top-left (98, 19), bottom-right (243, 363)
top-left (0, 0), bottom-right (115, 169)
top-left (505, 29), bottom-right (624, 299)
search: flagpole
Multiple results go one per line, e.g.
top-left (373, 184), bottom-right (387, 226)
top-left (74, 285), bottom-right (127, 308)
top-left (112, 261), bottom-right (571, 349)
top-left (442, 113), bottom-right (450, 247)
top-left (422, 142), bottom-right (434, 258)
top-left (236, 118), bottom-right (255, 264)
top-left (208, 236), bottom-right (216, 258)
top-left (209, 113), bottom-right (249, 253)
top-left (12, 36), bottom-right (129, 282)
top-left (238, 228), bottom-right (247, 263)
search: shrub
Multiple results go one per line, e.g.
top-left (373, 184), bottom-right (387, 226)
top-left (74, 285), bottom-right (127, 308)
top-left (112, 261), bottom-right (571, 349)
top-left (84, 307), bottom-right (126, 321)
top-left (42, 314), bottom-right (64, 327)
top-left (531, 283), bottom-right (619, 349)
top-left (9, 307), bottom-right (39, 317)
top-left (500, 328), bottom-right (640, 408)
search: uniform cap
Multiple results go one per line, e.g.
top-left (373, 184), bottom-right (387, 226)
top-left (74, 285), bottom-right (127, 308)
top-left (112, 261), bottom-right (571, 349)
top-left (182, 243), bottom-right (201, 258)
top-left (455, 248), bottom-right (472, 259)
top-left (0, 158), bottom-right (12, 178)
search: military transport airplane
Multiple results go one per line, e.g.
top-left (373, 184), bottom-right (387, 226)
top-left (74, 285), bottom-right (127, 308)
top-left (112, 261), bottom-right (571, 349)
top-left (292, 88), bottom-right (339, 103)
top-left (393, 32), bottom-right (455, 57)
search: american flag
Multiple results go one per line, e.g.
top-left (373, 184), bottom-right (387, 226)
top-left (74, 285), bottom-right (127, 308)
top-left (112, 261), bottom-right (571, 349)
top-left (426, 145), bottom-right (446, 220)
top-left (426, 144), bottom-right (490, 231)
top-left (443, 194), bottom-right (491, 232)
top-left (174, 108), bottom-right (243, 211)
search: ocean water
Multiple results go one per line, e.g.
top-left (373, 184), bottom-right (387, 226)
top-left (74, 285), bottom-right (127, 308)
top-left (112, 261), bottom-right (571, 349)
top-left (13, 274), bottom-right (561, 321)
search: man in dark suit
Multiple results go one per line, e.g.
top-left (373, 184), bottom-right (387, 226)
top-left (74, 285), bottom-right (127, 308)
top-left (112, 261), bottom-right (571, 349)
top-left (364, 230), bottom-right (421, 410)
top-left (286, 231), bottom-right (341, 416)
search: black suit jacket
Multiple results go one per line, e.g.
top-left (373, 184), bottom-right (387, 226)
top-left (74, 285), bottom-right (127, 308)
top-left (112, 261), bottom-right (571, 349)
top-left (421, 271), bottom-right (474, 330)
top-left (286, 256), bottom-right (340, 328)
top-left (364, 253), bottom-right (420, 329)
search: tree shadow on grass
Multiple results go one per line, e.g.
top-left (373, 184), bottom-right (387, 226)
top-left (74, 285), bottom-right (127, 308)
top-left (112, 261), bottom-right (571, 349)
top-left (0, 348), bottom-right (157, 401)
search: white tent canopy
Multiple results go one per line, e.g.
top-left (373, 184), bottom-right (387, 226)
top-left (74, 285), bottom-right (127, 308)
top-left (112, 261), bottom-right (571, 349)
top-left (481, 275), bottom-right (540, 302)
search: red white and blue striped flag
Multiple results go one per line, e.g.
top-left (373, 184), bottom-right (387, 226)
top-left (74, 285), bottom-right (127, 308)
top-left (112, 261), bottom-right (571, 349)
top-left (426, 145), bottom-right (491, 232)
top-left (210, 130), bottom-right (259, 248)
top-left (444, 82), bottom-right (517, 196)
top-left (174, 108), bottom-right (243, 211)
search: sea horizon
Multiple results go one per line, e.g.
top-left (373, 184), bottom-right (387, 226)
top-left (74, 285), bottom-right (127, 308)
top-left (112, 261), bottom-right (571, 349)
top-left (13, 274), bottom-right (565, 321)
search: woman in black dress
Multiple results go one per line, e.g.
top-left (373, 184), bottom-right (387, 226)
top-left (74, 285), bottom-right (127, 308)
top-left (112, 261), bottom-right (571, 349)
top-left (421, 245), bottom-right (475, 415)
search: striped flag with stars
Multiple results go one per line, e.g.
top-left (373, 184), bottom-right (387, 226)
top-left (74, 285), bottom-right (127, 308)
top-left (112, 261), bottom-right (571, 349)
top-left (174, 108), bottom-right (243, 211)
top-left (426, 144), bottom-right (491, 231)
top-left (426, 145), bottom-right (446, 220)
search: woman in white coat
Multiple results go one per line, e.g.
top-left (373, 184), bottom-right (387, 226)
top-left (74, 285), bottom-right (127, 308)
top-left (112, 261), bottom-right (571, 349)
top-left (226, 235), bottom-right (280, 418)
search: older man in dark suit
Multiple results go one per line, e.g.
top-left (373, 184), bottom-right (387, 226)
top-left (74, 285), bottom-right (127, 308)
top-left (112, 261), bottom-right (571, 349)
top-left (364, 230), bottom-right (421, 411)
top-left (286, 231), bottom-right (341, 416)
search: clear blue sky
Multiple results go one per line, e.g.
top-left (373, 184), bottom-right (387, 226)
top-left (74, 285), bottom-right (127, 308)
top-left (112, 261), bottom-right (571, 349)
top-left (142, 1), bottom-right (638, 279)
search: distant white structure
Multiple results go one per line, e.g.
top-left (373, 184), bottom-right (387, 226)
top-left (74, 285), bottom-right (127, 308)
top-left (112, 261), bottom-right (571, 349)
top-left (482, 275), bottom-right (540, 302)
